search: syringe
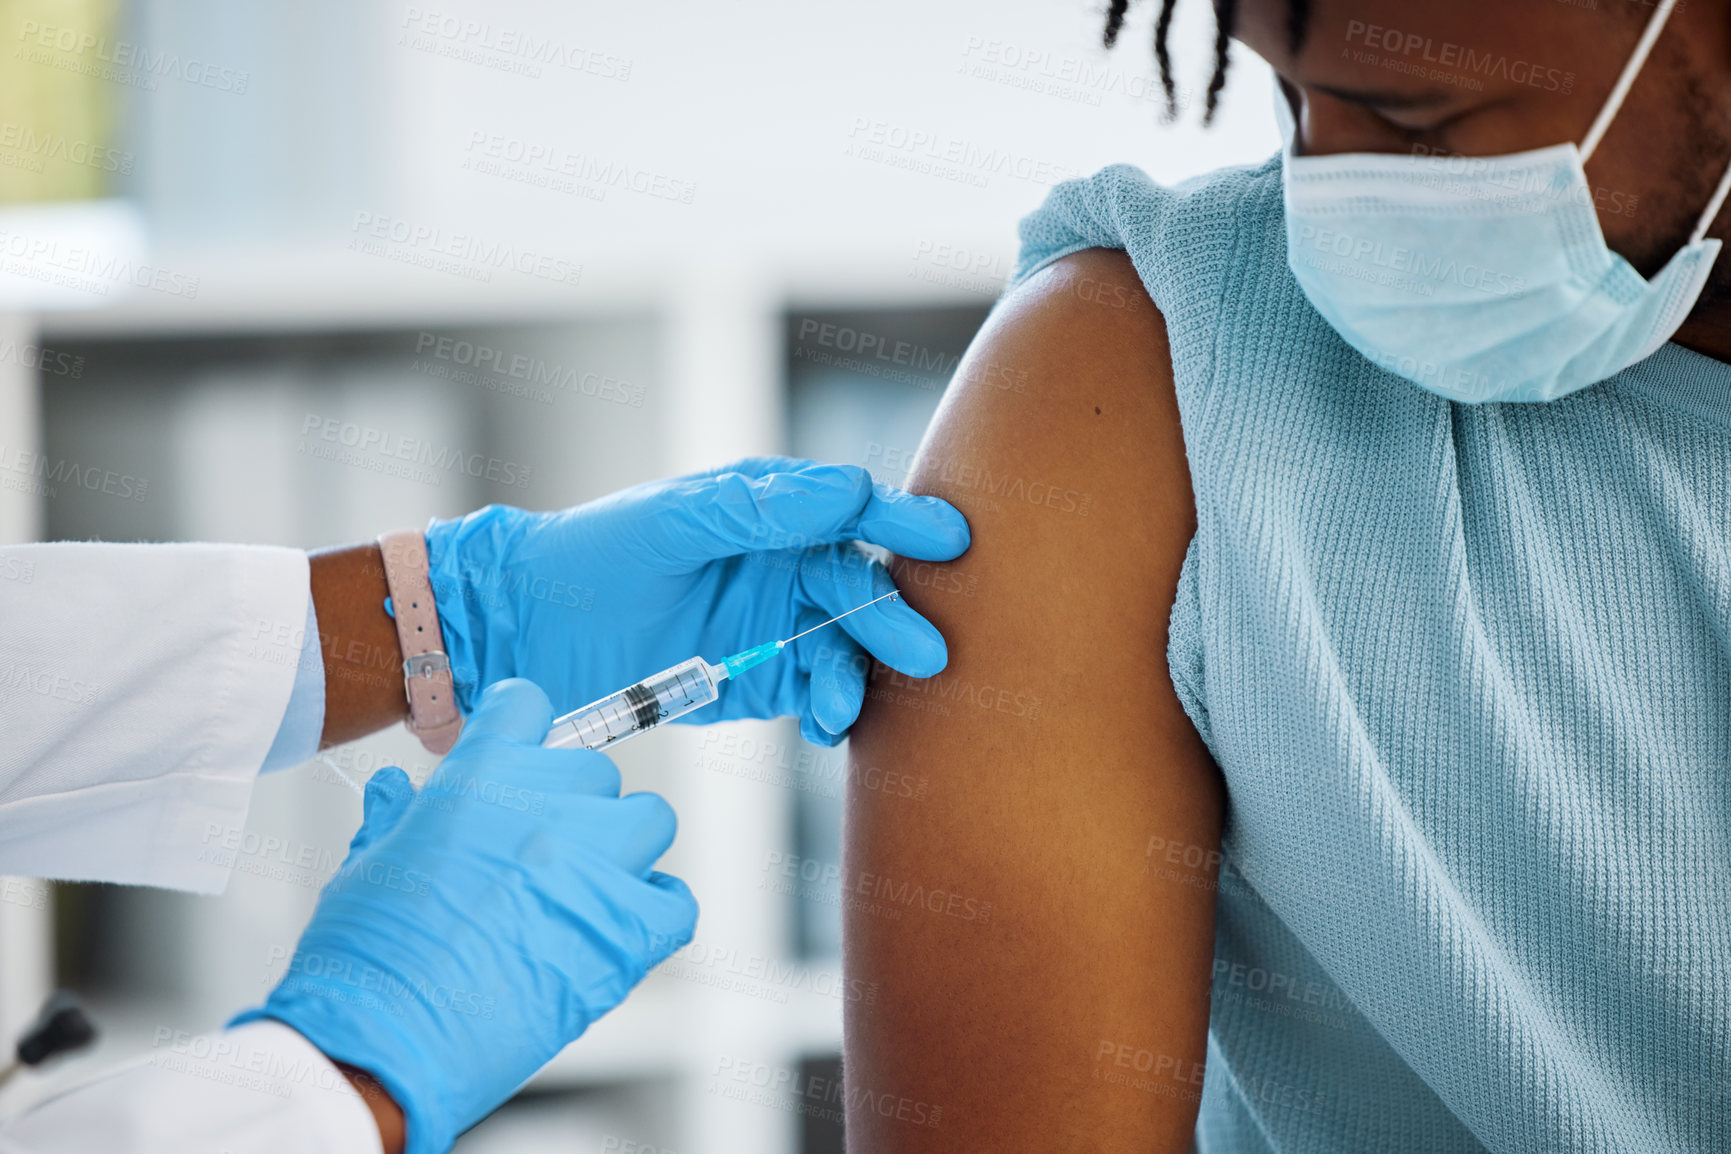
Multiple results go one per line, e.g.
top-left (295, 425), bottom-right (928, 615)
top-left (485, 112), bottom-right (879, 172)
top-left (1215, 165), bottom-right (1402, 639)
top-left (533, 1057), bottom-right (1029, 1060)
top-left (542, 590), bottom-right (900, 752)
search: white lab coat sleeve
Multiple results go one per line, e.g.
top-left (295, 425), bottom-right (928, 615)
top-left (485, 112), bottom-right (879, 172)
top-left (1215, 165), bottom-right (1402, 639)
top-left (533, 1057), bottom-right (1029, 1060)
top-left (0, 1021), bottom-right (383, 1154)
top-left (262, 594), bottom-right (328, 772)
top-left (0, 542), bottom-right (311, 893)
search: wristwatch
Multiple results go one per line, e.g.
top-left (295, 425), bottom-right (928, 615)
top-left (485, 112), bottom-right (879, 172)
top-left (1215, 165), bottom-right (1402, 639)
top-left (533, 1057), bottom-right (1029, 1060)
top-left (376, 528), bottom-right (464, 755)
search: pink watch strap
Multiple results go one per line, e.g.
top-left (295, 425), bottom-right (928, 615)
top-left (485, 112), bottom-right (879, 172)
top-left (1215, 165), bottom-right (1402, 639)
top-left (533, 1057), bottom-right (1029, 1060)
top-left (377, 528), bottom-right (464, 755)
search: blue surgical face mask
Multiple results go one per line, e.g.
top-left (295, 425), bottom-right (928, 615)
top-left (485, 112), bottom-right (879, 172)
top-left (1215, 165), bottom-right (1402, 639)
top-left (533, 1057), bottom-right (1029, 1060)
top-left (1277, 0), bottom-right (1731, 403)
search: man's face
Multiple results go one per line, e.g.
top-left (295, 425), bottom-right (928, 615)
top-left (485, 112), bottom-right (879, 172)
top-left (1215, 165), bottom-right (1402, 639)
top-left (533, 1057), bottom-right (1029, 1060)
top-left (1234, 0), bottom-right (1731, 288)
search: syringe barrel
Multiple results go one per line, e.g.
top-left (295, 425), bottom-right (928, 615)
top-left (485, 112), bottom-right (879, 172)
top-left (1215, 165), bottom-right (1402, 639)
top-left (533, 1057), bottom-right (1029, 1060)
top-left (542, 656), bottom-right (723, 752)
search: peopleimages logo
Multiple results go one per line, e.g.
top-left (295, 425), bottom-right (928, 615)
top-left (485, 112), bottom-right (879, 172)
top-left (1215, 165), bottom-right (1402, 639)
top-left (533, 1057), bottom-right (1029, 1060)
top-left (282, 952), bottom-right (497, 1019)
top-left (398, 8), bottom-right (631, 80)
top-left (348, 211), bottom-right (583, 287)
top-left (0, 121), bottom-right (133, 174)
top-left (0, 335), bottom-right (83, 378)
top-left (0, 228), bottom-right (199, 299)
top-left (413, 333), bottom-right (644, 406)
top-left (0, 443), bottom-right (148, 501)
top-left (1342, 20), bottom-right (1574, 94)
top-left (0, 660), bottom-right (99, 705)
top-left (298, 414), bottom-right (533, 489)
top-left (845, 117), bottom-right (1080, 188)
top-left (15, 20), bottom-right (250, 92)
top-left (463, 132), bottom-right (696, 204)
top-left (1292, 224), bottom-right (1529, 299)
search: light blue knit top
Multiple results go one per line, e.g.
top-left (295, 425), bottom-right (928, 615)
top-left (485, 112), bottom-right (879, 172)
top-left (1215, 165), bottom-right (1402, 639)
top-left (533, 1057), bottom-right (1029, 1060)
top-left (1011, 156), bottom-right (1731, 1153)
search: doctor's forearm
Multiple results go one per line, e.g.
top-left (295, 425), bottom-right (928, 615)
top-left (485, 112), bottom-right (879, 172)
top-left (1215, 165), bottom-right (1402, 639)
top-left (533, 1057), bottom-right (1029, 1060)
top-left (308, 543), bottom-right (409, 747)
top-left (338, 1062), bottom-right (406, 1154)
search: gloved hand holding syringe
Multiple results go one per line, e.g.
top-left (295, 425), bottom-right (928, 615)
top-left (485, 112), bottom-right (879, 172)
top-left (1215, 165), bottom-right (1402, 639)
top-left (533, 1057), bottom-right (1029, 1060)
top-left (428, 458), bottom-right (969, 750)
top-left (544, 589), bottom-right (899, 751)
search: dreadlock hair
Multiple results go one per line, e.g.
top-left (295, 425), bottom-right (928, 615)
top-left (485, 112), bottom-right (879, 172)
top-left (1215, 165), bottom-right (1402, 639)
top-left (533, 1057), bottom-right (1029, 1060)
top-left (1104, 0), bottom-right (1311, 124)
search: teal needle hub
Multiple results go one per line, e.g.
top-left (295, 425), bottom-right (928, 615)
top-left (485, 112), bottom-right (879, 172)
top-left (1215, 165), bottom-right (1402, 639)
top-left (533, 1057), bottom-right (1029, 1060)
top-left (721, 640), bottom-right (785, 679)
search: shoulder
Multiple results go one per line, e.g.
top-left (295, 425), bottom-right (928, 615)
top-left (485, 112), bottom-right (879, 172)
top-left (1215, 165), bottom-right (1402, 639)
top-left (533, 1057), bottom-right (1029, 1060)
top-left (987, 247), bottom-right (1171, 398)
top-left (909, 246), bottom-right (1193, 630)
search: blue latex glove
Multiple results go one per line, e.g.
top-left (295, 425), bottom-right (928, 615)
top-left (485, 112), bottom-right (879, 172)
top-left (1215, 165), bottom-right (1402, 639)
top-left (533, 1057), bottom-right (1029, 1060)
top-left (234, 680), bottom-right (696, 1154)
top-left (426, 457), bottom-right (970, 746)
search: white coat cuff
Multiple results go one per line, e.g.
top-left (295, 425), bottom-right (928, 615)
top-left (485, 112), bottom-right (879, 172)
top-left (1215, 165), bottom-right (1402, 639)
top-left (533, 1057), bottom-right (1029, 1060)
top-left (0, 1021), bottom-right (382, 1154)
top-left (261, 594), bottom-right (325, 773)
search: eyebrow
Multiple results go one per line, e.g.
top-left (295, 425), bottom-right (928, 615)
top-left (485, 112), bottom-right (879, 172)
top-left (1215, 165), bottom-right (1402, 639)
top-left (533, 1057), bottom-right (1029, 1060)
top-left (1307, 82), bottom-right (1455, 111)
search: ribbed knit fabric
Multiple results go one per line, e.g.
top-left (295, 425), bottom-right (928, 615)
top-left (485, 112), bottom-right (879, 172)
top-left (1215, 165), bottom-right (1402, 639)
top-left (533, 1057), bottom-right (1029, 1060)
top-left (1011, 156), bottom-right (1731, 1153)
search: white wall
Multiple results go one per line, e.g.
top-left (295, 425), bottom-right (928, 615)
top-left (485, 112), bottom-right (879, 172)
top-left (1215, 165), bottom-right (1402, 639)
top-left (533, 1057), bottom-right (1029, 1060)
top-left (46, 0), bottom-right (1278, 338)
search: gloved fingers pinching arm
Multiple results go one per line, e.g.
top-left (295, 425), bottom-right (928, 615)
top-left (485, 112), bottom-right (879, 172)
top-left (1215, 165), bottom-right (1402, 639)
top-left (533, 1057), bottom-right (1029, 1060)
top-left (795, 543), bottom-right (947, 678)
top-left (627, 458), bottom-right (967, 570)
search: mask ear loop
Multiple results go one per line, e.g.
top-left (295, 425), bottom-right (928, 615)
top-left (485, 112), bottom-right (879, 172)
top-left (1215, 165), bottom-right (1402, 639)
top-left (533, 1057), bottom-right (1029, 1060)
top-left (1572, 0), bottom-right (1729, 246)
top-left (1689, 159), bottom-right (1731, 245)
top-left (1579, 0), bottom-right (1677, 165)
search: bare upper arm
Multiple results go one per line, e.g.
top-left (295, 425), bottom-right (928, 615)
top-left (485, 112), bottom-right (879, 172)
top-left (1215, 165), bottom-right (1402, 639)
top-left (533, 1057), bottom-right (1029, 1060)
top-left (842, 248), bottom-right (1223, 1152)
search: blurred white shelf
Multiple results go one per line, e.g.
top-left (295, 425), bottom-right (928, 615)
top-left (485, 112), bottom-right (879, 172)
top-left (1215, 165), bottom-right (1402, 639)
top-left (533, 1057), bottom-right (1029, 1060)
top-left (32, 244), bottom-right (1005, 341)
top-left (34, 245), bottom-right (667, 339)
top-left (0, 201), bottom-right (148, 314)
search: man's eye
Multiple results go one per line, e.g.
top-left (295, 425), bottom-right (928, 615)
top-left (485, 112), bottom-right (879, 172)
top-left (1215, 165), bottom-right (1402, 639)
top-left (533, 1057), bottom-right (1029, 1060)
top-left (1378, 110), bottom-right (1450, 135)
